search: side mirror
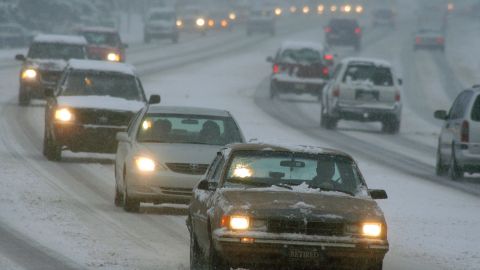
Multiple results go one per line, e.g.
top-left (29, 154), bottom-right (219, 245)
top-left (266, 56), bottom-right (274, 63)
top-left (434, 110), bottom-right (448, 120)
top-left (398, 78), bottom-right (403, 85)
top-left (44, 88), bottom-right (54, 98)
top-left (197, 179), bottom-right (209, 190)
top-left (148, 94), bottom-right (161, 104)
top-left (15, 54), bottom-right (26, 61)
top-left (116, 132), bottom-right (130, 142)
top-left (369, 189), bottom-right (388, 200)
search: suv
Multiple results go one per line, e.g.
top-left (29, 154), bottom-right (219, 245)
top-left (76, 27), bottom-right (127, 62)
top-left (434, 87), bottom-right (480, 180)
top-left (325, 18), bottom-right (362, 51)
top-left (246, 8), bottom-right (275, 36)
top-left (15, 34), bottom-right (88, 106)
top-left (321, 57), bottom-right (402, 133)
top-left (144, 8), bottom-right (179, 43)
top-left (43, 59), bottom-right (148, 161)
top-left (267, 41), bottom-right (331, 99)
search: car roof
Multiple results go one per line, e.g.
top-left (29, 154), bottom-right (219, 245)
top-left (341, 57), bottom-right (391, 68)
top-left (223, 143), bottom-right (353, 158)
top-left (280, 41), bottom-right (325, 52)
top-left (147, 105), bottom-right (231, 117)
top-left (77, 26), bottom-right (118, 34)
top-left (67, 59), bottom-right (136, 76)
top-left (33, 34), bottom-right (87, 45)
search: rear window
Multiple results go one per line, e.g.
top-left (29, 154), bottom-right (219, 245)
top-left (342, 64), bottom-right (394, 86)
top-left (471, 95), bottom-right (480, 121)
top-left (329, 19), bottom-right (358, 29)
top-left (278, 48), bottom-right (322, 64)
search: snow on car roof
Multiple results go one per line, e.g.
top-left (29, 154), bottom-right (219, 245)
top-left (77, 26), bottom-right (118, 33)
top-left (342, 57), bottom-right (391, 68)
top-left (223, 143), bottom-right (352, 158)
top-left (280, 41), bottom-right (325, 52)
top-left (67, 59), bottom-right (136, 76)
top-left (147, 105), bottom-right (231, 117)
top-left (33, 34), bottom-right (87, 45)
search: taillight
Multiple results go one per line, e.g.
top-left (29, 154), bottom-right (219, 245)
top-left (461, 120), bottom-right (469, 143)
top-left (325, 26), bottom-right (332, 33)
top-left (355, 27), bottom-right (361, 34)
top-left (322, 67), bottom-right (329, 76)
top-left (273, 64), bottom-right (279, 74)
top-left (436, 37), bottom-right (445, 44)
top-left (332, 86), bottom-right (340, 97)
top-left (395, 91), bottom-right (401, 102)
top-left (415, 37), bottom-right (421, 44)
top-left (324, 54), bottom-right (334, 61)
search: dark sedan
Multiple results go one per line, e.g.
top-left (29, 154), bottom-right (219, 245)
top-left (188, 143), bottom-right (389, 270)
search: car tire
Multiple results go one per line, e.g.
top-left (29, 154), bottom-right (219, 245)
top-left (449, 147), bottom-right (463, 181)
top-left (43, 128), bottom-right (62, 161)
top-left (123, 173), bottom-right (140, 213)
top-left (368, 261), bottom-right (383, 270)
top-left (190, 228), bottom-right (204, 270)
top-left (435, 147), bottom-right (448, 176)
top-left (18, 86), bottom-right (30, 106)
top-left (322, 112), bottom-right (337, 130)
top-left (114, 185), bottom-right (123, 207)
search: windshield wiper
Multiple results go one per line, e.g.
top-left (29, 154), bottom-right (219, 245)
top-left (272, 183), bottom-right (293, 190)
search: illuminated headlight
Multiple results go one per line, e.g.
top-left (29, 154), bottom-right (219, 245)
top-left (356, 5), bottom-right (364, 13)
top-left (220, 20), bottom-right (228, 28)
top-left (176, 19), bottom-right (183, 27)
top-left (317, 5), bottom-right (325, 14)
top-left (343, 5), bottom-right (352, 13)
top-left (302, 6), bottom-right (310, 14)
top-left (274, 7), bottom-right (282, 16)
top-left (330, 5), bottom-right (337, 12)
top-left (135, 157), bottom-right (156, 172)
top-left (208, 19), bottom-right (215, 27)
top-left (54, 108), bottom-right (74, 122)
top-left (21, 68), bottom-right (37, 80)
top-left (229, 12), bottom-right (236, 20)
top-left (230, 216), bottom-right (250, 230)
top-left (107, 52), bottom-right (120, 62)
top-left (290, 6), bottom-right (297, 13)
top-left (196, 18), bottom-right (205, 27)
top-left (362, 223), bottom-right (382, 237)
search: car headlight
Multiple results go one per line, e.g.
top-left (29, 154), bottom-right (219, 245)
top-left (176, 19), bottom-right (183, 27)
top-left (356, 5), bottom-right (364, 13)
top-left (107, 52), bottom-right (120, 62)
top-left (135, 156), bottom-right (156, 172)
top-left (343, 5), bottom-right (352, 13)
top-left (54, 108), bottom-right (74, 122)
top-left (21, 68), bottom-right (37, 80)
top-left (302, 6), bottom-right (310, 14)
top-left (274, 8), bottom-right (282, 16)
top-left (229, 12), bottom-right (236, 20)
top-left (196, 18), bottom-right (205, 27)
top-left (362, 223), bottom-right (382, 237)
top-left (229, 216), bottom-right (250, 230)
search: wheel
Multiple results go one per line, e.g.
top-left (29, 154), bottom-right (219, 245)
top-left (322, 113), bottom-right (338, 130)
top-left (190, 228), bottom-right (204, 270)
top-left (43, 128), bottom-right (61, 161)
top-left (368, 261), bottom-right (383, 270)
top-left (123, 172), bottom-right (140, 212)
top-left (18, 86), bottom-right (30, 106)
top-left (435, 147), bottom-right (448, 176)
top-left (449, 147), bottom-right (463, 181)
top-left (382, 118), bottom-right (400, 134)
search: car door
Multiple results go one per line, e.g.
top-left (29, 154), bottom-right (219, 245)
top-left (324, 63), bottom-right (343, 111)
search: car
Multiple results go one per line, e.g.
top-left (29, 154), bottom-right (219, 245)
top-left (0, 23), bottom-right (33, 48)
top-left (43, 59), bottom-right (149, 161)
top-left (188, 143), bottom-right (389, 270)
top-left (14, 34), bottom-right (88, 106)
top-left (75, 26), bottom-right (127, 62)
top-left (414, 28), bottom-right (445, 51)
top-left (325, 18), bottom-right (362, 51)
top-left (144, 8), bottom-right (179, 43)
top-left (267, 41), bottom-right (331, 100)
top-left (434, 86), bottom-right (480, 180)
top-left (372, 8), bottom-right (396, 28)
top-left (321, 57), bottom-right (403, 133)
top-left (207, 11), bottom-right (233, 31)
top-left (246, 7), bottom-right (275, 36)
top-left (114, 106), bottom-right (245, 212)
top-left (176, 6), bottom-right (209, 35)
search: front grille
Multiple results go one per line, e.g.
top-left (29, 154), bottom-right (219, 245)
top-left (74, 109), bottom-right (133, 126)
top-left (268, 219), bottom-right (344, 236)
top-left (165, 163), bottom-right (209, 175)
top-left (40, 70), bottom-right (61, 84)
top-left (159, 187), bottom-right (192, 196)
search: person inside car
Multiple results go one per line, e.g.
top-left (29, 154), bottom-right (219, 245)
top-left (152, 119), bottom-right (172, 140)
top-left (199, 120), bottom-right (221, 144)
top-left (311, 158), bottom-right (337, 190)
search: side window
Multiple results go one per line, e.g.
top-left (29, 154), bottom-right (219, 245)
top-left (471, 95), bottom-right (480, 122)
top-left (332, 64), bottom-right (343, 80)
top-left (211, 157), bottom-right (226, 183)
top-left (205, 153), bottom-right (222, 179)
top-left (450, 92), bottom-right (472, 119)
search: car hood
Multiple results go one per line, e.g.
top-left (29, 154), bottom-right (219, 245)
top-left (137, 143), bottom-right (221, 164)
top-left (218, 188), bottom-right (384, 222)
top-left (27, 59), bottom-right (67, 71)
top-left (57, 96), bottom-right (145, 112)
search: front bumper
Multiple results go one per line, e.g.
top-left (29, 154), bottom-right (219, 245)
top-left (332, 102), bottom-right (401, 122)
top-left (53, 123), bottom-right (124, 153)
top-left (213, 231), bottom-right (388, 268)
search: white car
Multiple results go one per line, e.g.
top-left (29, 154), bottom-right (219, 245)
top-left (114, 106), bottom-right (245, 212)
top-left (321, 57), bottom-right (403, 133)
top-left (434, 86), bottom-right (480, 180)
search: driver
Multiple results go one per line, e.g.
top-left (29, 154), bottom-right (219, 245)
top-left (311, 157), bottom-right (336, 190)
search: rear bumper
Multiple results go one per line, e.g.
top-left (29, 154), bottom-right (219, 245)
top-left (272, 78), bottom-right (326, 96)
top-left (326, 35), bottom-right (360, 45)
top-left (455, 145), bottom-right (480, 172)
top-left (332, 103), bottom-right (401, 121)
top-left (213, 231), bottom-right (388, 268)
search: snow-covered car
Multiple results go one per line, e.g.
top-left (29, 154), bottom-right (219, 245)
top-left (0, 23), bottom-right (33, 48)
top-left (176, 6), bottom-right (209, 35)
top-left (43, 59), bottom-right (149, 161)
top-left (321, 57), bottom-right (403, 133)
top-left (372, 8), bottom-right (396, 28)
top-left (267, 41), bottom-right (331, 99)
top-left (325, 18), bottom-right (362, 51)
top-left (15, 34), bottom-right (88, 106)
top-left (144, 8), bottom-right (179, 43)
top-left (414, 28), bottom-right (445, 51)
top-left (114, 106), bottom-right (245, 212)
top-left (188, 143), bottom-right (389, 270)
top-left (76, 26), bottom-right (127, 62)
top-left (246, 8), bottom-right (275, 36)
top-left (434, 86), bottom-right (480, 180)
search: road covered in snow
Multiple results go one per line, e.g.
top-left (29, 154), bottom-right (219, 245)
top-left (0, 1), bottom-right (479, 270)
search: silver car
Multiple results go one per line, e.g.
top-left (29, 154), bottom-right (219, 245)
top-left (114, 105), bottom-right (245, 212)
top-left (434, 86), bottom-right (480, 180)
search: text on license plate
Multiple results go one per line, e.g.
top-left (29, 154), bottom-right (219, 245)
top-left (289, 248), bottom-right (321, 259)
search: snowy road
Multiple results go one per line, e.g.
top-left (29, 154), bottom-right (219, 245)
top-left (0, 5), bottom-right (479, 270)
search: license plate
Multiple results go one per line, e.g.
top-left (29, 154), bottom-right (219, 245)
top-left (288, 248), bottom-right (321, 259)
top-left (356, 90), bottom-right (379, 101)
top-left (295, 83), bottom-right (306, 90)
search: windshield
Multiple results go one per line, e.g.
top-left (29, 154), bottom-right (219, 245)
top-left (62, 71), bottom-right (144, 100)
top-left (137, 114), bottom-right (243, 145)
top-left (81, 31), bottom-right (120, 47)
top-left (279, 48), bottom-right (322, 64)
top-left (342, 64), bottom-right (394, 86)
top-left (224, 151), bottom-right (363, 195)
top-left (27, 43), bottom-right (85, 60)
